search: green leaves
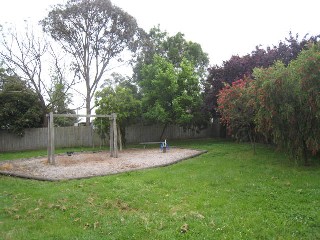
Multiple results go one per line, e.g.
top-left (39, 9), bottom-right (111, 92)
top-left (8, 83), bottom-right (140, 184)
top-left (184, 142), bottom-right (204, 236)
top-left (48, 80), bottom-right (77, 127)
top-left (217, 78), bottom-right (257, 148)
top-left (217, 43), bottom-right (320, 163)
top-left (41, 0), bottom-right (144, 124)
top-left (204, 32), bottom-right (319, 118)
top-left (254, 43), bottom-right (320, 163)
top-left (139, 55), bottom-right (203, 128)
top-left (134, 26), bottom-right (209, 86)
top-left (0, 69), bottom-right (43, 135)
top-left (94, 80), bottom-right (141, 142)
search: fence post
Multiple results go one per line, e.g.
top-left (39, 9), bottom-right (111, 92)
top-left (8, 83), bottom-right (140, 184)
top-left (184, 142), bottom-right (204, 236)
top-left (47, 114), bottom-right (51, 162)
top-left (49, 112), bottom-right (55, 165)
top-left (110, 116), bottom-right (114, 157)
top-left (112, 113), bottom-right (118, 158)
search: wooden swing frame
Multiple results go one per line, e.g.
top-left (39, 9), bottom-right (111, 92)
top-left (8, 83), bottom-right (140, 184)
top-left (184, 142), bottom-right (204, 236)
top-left (47, 112), bottom-right (118, 165)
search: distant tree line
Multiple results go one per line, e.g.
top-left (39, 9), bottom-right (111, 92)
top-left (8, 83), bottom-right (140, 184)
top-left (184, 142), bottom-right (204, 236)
top-left (203, 32), bottom-right (319, 118)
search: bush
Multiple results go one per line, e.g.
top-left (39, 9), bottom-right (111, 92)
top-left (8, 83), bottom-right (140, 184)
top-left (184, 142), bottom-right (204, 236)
top-left (217, 78), bottom-right (257, 151)
top-left (217, 43), bottom-right (320, 164)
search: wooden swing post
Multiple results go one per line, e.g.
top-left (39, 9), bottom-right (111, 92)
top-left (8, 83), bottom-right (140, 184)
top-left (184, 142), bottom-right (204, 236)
top-left (47, 112), bottom-right (118, 165)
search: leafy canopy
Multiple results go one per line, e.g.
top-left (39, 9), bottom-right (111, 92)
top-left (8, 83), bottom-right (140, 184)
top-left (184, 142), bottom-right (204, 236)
top-left (217, 78), bottom-right (257, 148)
top-left (41, 0), bottom-right (144, 124)
top-left (134, 26), bottom-right (209, 85)
top-left (48, 81), bottom-right (77, 127)
top-left (204, 32), bottom-right (319, 117)
top-left (139, 55), bottom-right (204, 129)
top-left (217, 42), bottom-right (320, 164)
top-left (0, 68), bottom-right (43, 135)
top-left (254, 43), bottom-right (320, 164)
top-left (95, 86), bottom-right (141, 126)
top-left (94, 74), bottom-right (141, 145)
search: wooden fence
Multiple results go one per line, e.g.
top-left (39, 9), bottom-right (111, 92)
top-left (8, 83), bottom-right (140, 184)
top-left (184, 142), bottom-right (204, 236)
top-left (0, 121), bottom-right (221, 152)
top-left (125, 122), bottom-right (220, 143)
top-left (0, 126), bottom-right (100, 152)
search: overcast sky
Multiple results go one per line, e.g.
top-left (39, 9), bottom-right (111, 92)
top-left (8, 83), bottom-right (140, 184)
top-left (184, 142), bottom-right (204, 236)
top-left (1, 0), bottom-right (319, 66)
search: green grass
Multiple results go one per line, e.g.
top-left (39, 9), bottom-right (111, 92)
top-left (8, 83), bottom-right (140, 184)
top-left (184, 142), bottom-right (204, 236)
top-left (1, 139), bottom-right (319, 239)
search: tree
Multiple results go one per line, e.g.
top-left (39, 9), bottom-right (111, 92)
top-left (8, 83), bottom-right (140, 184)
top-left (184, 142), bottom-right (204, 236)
top-left (293, 44), bottom-right (320, 158)
top-left (48, 79), bottom-right (77, 127)
top-left (139, 55), bottom-right (205, 139)
top-left (133, 27), bottom-right (209, 139)
top-left (217, 78), bottom-right (257, 152)
top-left (204, 32), bottom-right (319, 118)
top-left (254, 61), bottom-right (307, 163)
top-left (41, 0), bottom-right (144, 125)
top-left (0, 23), bottom-right (77, 126)
top-left (95, 76), bottom-right (141, 148)
top-left (0, 24), bottom-right (49, 125)
top-left (254, 43), bottom-right (320, 165)
top-left (101, 72), bottom-right (141, 99)
top-left (0, 68), bottom-right (43, 135)
top-left (134, 26), bottom-right (209, 85)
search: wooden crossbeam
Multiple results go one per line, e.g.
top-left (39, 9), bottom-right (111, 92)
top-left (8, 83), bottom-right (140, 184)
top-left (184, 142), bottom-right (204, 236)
top-left (47, 112), bottom-right (118, 165)
top-left (46, 114), bottom-right (113, 118)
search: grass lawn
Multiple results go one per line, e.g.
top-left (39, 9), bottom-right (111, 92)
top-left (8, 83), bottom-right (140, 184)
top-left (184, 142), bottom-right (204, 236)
top-left (0, 139), bottom-right (319, 239)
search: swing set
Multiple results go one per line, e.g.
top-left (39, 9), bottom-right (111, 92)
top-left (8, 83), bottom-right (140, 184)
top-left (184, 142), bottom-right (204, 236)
top-left (47, 112), bottom-right (118, 165)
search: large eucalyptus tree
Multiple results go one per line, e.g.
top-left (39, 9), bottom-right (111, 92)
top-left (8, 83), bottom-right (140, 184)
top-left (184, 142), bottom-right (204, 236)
top-left (41, 0), bottom-right (144, 125)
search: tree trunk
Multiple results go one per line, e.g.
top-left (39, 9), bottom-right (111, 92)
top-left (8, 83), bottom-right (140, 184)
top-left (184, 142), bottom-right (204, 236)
top-left (117, 125), bottom-right (123, 151)
top-left (86, 95), bottom-right (91, 126)
top-left (159, 123), bottom-right (168, 141)
top-left (248, 128), bottom-right (256, 154)
top-left (120, 126), bottom-right (126, 147)
top-left (43, 112), bottom-right (48, 127)
top-left (37, 93), bottom-right (48, 127)
top-left (41, 103), bottom-right (48, 127)
top-left (302, 141), bottom-right (309, 166)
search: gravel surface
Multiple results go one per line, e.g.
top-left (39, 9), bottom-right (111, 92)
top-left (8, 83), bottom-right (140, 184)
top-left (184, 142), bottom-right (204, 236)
top-left (0, 148), bottom-right (205, 181)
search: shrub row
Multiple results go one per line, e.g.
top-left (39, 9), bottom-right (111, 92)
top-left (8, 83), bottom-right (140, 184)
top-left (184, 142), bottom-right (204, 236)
top-left (217, 43), bottom-right (320, 165)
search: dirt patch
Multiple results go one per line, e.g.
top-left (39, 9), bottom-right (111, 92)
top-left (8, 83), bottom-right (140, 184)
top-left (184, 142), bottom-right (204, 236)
top-left (0, 148), bottom-right (206, 181)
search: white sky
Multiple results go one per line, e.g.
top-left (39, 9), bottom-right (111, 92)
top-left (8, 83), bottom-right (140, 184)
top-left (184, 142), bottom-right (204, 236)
top-left (1, 0), bottom-right (319, 66)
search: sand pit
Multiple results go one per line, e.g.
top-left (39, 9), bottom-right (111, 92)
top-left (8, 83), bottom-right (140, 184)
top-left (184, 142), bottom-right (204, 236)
top-left (0, 148), bottom-right (206, 181)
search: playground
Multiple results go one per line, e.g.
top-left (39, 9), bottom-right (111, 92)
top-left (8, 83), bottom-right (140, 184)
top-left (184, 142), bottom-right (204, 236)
top-left (0, 147), bottom-right (205, 181)
top-left (0, 113), bottom-right (206, 181)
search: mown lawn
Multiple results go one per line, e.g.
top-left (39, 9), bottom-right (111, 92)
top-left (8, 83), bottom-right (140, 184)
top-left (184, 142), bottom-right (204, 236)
top-left (0, 139), bottom-right (319, 239)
